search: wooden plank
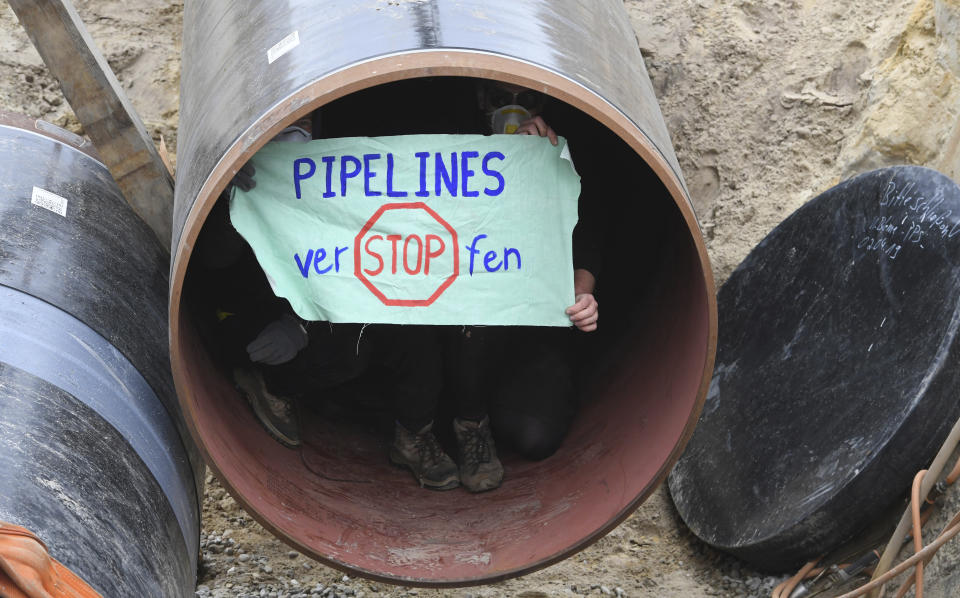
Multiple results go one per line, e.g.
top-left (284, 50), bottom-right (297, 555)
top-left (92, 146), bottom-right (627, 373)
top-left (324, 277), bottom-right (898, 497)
top-left (8, 0), bottom-right (174, 249)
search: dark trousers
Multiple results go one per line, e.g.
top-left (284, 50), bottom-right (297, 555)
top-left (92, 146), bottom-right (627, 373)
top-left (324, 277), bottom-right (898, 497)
top-left (262, 321), bottom-right (577, 459)
top-left (264, 323), bottom-right (487, 432)
top-left (263, 322), bottom-right (370, 397)
top-left (375, 325), bottom-right (490, 431)
top-left (486, 327), bottom-right (578, 461)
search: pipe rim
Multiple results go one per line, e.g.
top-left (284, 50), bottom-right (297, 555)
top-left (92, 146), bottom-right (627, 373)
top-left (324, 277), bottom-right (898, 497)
top-left (170, 49), bottom-right (717, 586)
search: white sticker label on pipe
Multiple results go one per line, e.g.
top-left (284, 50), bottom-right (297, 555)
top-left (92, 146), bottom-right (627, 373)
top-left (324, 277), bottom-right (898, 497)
top-left (31, 186), bottom-right (68, 217)
top-left (267, 30), bottom-right (300, 64)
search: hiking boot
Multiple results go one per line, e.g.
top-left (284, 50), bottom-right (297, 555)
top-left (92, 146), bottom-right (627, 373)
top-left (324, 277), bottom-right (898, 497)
top-left (453, 416), bottom-right (504, 492)
top-left (390, 421), bottom-right (460, 490)
top-left (233, 368), bottom-right (301, 448)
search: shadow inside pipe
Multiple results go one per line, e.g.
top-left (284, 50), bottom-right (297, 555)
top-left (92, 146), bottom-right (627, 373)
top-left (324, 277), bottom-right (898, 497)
top-left (179, 76), bottom-right (708, 584)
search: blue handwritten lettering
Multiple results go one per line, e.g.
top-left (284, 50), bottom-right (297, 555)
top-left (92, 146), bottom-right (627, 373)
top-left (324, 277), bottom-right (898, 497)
top-left (435, 152), bottom-right (458, 196)
top-left (340, 155), bottom-right (361, 196)
top-left (466, 234), bottom-right (521, 274)
top-left (293, 158), bottom-right (316, 199)
top-left (294, 249), bottom-right (314, 277)
top-left (461, 150), bottom-right (479, 197)
top-left (334, 246), bottom-right (348, 271)
top-left (363, 153), bottom-right (382, 197)
top-left (466, 234), bottom-right (487, 275)
top-left (482, 152), bottom-right (505, 196)
top-left (386, 153), bottom-right (407, 197)
top-left (313, 248), bottom-right (332, 274)
top-left (415, 152), bottom-right (430, 197)
top-left (321, 156), bottom-right (335, 198)
top-left (503, 247), bottom-right (521, 270)
top-left (295, 246), bottom-right (350, 276)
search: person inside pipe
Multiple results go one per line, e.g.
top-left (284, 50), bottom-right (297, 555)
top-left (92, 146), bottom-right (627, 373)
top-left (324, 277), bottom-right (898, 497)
top-left (467, 81), bottom-right (602, 462)
top-left (193, 78), bottom-right (600, 492)
top-left (192, 107), bottom-right (502, 492)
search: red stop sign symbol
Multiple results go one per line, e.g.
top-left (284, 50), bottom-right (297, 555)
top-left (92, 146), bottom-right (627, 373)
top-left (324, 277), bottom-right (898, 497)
top-left (353, 202), bottom-right (459, 306)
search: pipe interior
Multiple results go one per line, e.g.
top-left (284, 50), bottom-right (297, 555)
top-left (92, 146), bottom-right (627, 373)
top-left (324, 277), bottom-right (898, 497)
top-left (176, 76), bottom-right (709, 585)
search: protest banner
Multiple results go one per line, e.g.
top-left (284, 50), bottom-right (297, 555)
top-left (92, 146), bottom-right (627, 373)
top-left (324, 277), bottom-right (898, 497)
top-left (230, 133), bottom-right (580, 325)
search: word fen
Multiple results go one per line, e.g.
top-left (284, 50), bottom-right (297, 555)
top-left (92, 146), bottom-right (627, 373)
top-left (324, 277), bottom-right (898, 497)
top-left (466, 234), bottom-right (521, 275)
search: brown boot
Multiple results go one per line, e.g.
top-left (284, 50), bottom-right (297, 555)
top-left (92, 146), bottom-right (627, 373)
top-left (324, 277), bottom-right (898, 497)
top-left (453, 416), bottom-right (504, 492)
top-left (233, 368), bottom-right (301, 448)
top-left (390, 421), bottom-right (460, 490)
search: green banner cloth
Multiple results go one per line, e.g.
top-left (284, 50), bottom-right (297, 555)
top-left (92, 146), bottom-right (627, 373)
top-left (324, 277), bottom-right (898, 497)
top-left (230, 134), bottom-right (580, 326)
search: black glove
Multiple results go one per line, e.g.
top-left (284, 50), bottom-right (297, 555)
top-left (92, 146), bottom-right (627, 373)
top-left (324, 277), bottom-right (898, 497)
top-left (246, 315), bottom-right (308, 365)
top-left (231, 162), bottom-right (256, 192)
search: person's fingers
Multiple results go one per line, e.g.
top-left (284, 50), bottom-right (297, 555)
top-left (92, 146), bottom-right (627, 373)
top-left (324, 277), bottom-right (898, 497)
top-left (529, 116), bottom-right (557, 145)
top-left (569, 305), bottom-right (598, 323)
top-left (570, 302), bottom-right (599, 330)
top-left (570, 313), bottom-right (596, 326)
top-left (567, 293), bottom-right (598, 331)
top-left (234, 170), bottom-right (255, 192)
top-left (515, 121), bottom-right (539, 136)
top-left (515, 116), bottom-right (557, 143)
top-left (246, 336), bottom-right (269, 354)
top-left (565, 294), bottom-right (592, 314)
top-left (523, 116), bottom-right (558, 145)
top-left (263, 343), bottom-right (298, 365)
top-left (248, 346), bottom-right (274, 363)
top-left (571, 310), bottom-right (598, 325)
top-left (230, 162), bottom-right (257, 192)
top-left (564, 298), bottom-right (583, 314)
top-left (261, 351), bottom-right (287, 366)
top-left (528, 116), bottom-right (548, 137)
top-left (247, 335), bottom-right (279, 363)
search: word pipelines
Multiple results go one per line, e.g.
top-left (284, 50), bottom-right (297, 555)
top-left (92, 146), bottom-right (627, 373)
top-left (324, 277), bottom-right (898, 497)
top-left (294, 234), bottom-right (521, 279)
top-left (293, 151), bottom-right (506, 200)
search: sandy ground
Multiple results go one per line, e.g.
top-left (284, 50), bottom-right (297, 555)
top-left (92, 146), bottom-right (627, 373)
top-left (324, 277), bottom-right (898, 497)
top-left (2, 0), bottom-right (959, 596)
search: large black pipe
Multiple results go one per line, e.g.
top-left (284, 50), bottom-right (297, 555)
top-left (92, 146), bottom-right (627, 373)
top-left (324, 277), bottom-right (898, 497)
top-left (0, 113), bottom-right (203, 597)
top-left (172, 0), bottom-right (716, 586)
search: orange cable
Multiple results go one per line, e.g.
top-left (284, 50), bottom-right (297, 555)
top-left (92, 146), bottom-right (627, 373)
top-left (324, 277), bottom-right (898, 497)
top-left (945, 454), bottom-right (960, 486)
top-left (771, 452), bottom-right (960, 598)
top-left (774, 467), bottom-right (949, 598)
top-left (911, 470), bottom-right (926, 598)
top-left (837, 510), bottom-right (960, 598)
top-left (893, 482), bottom-right (954, 598)
top-left (771, 559), bottom-right (820, 598)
